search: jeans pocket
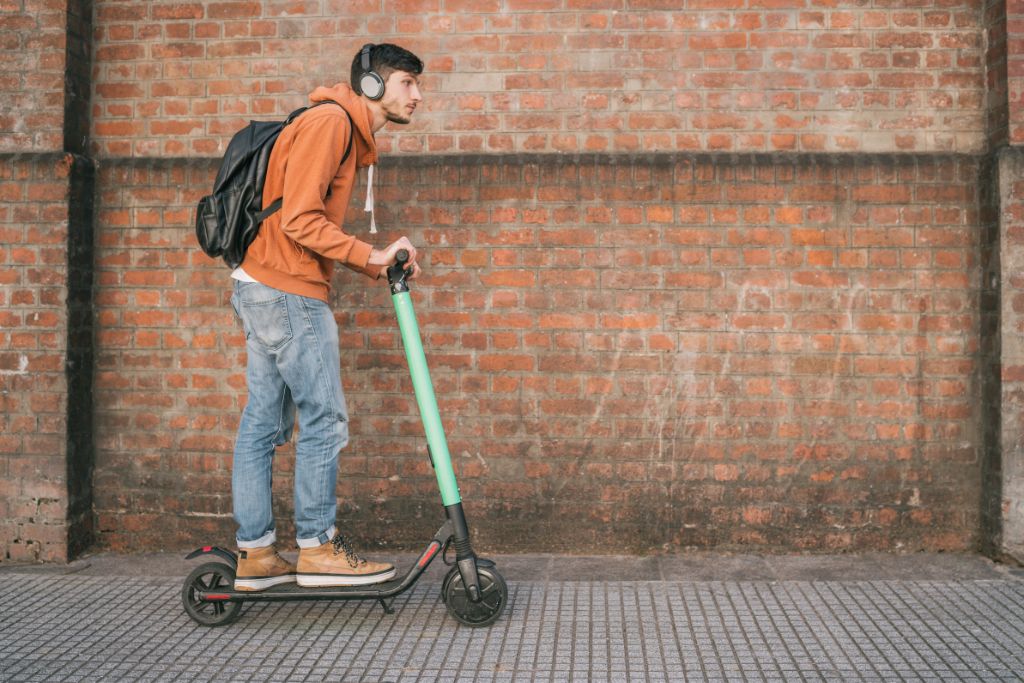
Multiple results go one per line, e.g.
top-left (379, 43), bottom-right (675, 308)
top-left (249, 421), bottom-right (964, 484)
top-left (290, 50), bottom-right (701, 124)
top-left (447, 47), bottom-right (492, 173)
top-left (240, 295), bottom-right (293, 350)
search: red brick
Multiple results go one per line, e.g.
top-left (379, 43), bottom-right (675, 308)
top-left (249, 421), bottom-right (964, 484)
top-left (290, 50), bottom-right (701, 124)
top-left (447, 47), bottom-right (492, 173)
top-left (207, 2), bottom-right (261, 18)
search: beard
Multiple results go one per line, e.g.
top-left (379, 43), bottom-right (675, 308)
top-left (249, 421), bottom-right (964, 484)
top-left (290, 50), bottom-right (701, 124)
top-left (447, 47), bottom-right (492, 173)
top-left (385, 111), bottom-right (412, 125)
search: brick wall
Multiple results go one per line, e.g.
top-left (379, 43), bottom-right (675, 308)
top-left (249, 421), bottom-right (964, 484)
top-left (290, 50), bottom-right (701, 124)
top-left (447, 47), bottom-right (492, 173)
top-left (90, 0), bottom-right (986, 157)
top-left (92, 153), bottom-right (984, 553)
top-left (0, 2), bottom-right (68, 152)
top-left (985, 0), bottom-right (1007, 147)
top-left (6, 0), bottom-right (1024, 560)
top-left (0, 155), bottom-right (73, 562)
top-left (997, 148), bottom-right (1024, 559)
top-left (0, 0), bottom-right (95, 564)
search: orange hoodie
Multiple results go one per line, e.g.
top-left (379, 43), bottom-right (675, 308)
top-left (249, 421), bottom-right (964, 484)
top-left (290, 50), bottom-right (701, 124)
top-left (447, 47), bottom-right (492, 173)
top-left (240, 83), bottom-right (383, 301)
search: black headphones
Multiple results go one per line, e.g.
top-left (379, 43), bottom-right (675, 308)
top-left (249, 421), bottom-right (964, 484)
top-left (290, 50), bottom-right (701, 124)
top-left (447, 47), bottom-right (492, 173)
top-left (358, 43), bottom-right (385, 101)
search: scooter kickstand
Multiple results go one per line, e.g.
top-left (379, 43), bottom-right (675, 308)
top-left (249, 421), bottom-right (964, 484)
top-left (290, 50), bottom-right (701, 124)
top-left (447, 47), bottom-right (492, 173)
top-left (378, 598), bottom-right (395, 615)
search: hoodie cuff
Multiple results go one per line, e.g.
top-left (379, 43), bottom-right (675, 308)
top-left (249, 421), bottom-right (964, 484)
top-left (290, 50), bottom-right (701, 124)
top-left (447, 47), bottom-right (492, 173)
top-left (348, 239), bottom-right (373, 269)
top-left (346, 239), bottom-right (385, 280)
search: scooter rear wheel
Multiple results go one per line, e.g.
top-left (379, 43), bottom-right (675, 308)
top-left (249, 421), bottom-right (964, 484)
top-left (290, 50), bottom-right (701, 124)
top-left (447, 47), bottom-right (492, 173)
top-left (442, 565), bottom-right (507, 627)
top-left (182, 562), bottom-right (243, 627)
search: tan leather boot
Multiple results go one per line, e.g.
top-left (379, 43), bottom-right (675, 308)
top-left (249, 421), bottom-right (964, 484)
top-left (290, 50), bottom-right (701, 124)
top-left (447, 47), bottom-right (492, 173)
top-left (234, 545), bottom-right (296, 591)
top-left (297, 534), bottom-right (396, 587)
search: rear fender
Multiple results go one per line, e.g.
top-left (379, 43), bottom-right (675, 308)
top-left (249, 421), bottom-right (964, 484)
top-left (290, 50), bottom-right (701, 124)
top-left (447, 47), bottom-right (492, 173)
top-left (185, 546), bottom-right (237, 567)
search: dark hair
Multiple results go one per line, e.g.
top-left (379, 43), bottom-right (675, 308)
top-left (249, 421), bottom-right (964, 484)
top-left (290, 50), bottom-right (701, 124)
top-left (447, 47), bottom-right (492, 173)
top-left (350, 43), bottom-right (424, 95)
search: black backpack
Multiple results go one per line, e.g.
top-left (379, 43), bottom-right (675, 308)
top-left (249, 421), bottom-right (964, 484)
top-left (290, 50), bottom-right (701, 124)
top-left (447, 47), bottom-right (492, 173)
top-left (195, 101), bottom-right (354, 268)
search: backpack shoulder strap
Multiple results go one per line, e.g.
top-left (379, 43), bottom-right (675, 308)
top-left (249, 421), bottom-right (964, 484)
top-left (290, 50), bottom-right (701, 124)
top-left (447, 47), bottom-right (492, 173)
top-left (258, 103), bottom-right (356, 222)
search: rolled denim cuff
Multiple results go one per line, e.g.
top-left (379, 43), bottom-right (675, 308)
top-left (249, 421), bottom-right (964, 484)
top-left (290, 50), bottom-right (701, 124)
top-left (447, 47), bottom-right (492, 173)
top-left (297, 525), bottom-right (335, 549)
top-left (236, 527), bottom-right (276, 549)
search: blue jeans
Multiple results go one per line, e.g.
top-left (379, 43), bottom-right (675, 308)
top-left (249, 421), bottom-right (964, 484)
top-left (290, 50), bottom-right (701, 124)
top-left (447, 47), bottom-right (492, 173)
top-left (230, 280), bottom-right (348, 549)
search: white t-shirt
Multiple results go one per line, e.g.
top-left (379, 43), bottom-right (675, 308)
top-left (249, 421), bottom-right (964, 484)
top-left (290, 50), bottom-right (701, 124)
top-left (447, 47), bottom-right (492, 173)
top-left (231, 267), bottom-right (257, 283)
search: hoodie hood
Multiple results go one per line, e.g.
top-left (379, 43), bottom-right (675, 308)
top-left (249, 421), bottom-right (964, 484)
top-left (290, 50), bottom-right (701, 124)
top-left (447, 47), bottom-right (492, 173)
top-left (309, 83), bottom-right (377, 167)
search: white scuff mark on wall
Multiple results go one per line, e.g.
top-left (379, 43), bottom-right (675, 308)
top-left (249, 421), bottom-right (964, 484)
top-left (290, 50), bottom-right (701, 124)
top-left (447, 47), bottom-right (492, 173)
top-left (908, 488), bottom-right (921, 507)
top-left (0, 355), bottom-right (29, 375)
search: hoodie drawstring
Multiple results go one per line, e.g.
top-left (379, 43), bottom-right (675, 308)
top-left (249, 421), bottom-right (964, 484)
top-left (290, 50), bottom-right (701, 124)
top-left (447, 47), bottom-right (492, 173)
top-left (365, 164), bottom-right (376, 234)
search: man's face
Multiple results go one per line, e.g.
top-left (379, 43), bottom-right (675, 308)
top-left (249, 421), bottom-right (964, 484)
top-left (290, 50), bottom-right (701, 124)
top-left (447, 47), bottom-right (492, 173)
top-left (379, 70), bottom-right (422, 125)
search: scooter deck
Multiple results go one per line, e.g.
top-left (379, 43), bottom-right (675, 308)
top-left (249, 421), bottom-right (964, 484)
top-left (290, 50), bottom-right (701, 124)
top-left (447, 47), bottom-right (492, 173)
top-left (235, 576), bottom-right (405, 596)
top-left (201, 575), bottom-right (417, 606)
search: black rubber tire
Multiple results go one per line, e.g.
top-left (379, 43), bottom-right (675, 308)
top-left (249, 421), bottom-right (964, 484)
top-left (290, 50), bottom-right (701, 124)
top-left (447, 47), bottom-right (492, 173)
top-left (440, 562), bottom-right (457, 604)
top-left (442, 565), bottom-right (508, 627)
top-left (181, 562), bottom-right (243, 627)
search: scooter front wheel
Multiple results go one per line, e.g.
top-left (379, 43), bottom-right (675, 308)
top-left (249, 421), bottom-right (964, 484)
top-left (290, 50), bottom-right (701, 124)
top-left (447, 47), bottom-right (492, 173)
top-left (182, 562), bottom-right (243, 627)
top-left (442, 565), bottom-right (508, 627)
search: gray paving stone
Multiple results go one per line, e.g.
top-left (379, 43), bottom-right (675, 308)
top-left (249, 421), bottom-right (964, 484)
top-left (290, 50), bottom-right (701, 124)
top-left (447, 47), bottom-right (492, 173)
top-left (1, 559), bottom-right (1023, 682)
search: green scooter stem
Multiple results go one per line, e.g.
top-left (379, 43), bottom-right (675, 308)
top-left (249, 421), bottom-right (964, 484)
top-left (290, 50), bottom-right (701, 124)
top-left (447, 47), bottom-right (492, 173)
top-left (388, 251), bottom-right (483, 603)
top-left (388, 261), bottom-right (462, 508)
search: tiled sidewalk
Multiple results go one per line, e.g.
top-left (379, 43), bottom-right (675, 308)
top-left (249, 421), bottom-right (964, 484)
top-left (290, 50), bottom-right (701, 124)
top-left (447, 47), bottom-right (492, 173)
top-left (1, 552), bottom-right (1022, 682)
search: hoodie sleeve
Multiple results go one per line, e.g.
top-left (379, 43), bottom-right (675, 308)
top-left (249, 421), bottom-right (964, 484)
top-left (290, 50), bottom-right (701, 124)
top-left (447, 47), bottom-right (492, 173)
top-left (277, 107), bottom-right (377, 272)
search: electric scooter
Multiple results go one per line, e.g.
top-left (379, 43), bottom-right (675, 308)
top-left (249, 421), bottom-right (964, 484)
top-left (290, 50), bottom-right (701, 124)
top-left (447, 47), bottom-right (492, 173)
top-left (181, 250), bottom-right (508, 627)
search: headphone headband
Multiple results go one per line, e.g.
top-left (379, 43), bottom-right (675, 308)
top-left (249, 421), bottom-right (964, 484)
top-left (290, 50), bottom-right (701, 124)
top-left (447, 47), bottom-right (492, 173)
top-left (360, 43), bottom-right (373, 72)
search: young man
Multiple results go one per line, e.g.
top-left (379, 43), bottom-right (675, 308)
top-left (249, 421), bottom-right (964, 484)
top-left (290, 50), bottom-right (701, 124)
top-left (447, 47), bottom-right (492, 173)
top-left (229, 43), bottom-right (424, 590)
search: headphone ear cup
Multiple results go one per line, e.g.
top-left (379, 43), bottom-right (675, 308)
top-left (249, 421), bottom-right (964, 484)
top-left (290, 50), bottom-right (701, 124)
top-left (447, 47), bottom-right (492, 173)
top-left (360, 72), bottom-right (385, 100)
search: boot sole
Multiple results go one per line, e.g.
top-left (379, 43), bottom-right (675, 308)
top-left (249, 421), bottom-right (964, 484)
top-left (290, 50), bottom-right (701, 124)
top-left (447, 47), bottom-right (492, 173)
top-left (296, 567), bottom-right (397, 587)
top-left (234, 574), bottom-right (297, 591)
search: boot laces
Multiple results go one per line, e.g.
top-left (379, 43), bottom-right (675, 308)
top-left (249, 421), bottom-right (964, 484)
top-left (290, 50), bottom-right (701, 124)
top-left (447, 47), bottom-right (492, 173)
top-left (330, 534), bottom-right (366, 569)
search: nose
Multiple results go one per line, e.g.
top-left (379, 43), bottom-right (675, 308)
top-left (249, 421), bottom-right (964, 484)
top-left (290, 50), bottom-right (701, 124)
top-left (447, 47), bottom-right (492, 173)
top-left (411, 84), bottom-right (422, 102)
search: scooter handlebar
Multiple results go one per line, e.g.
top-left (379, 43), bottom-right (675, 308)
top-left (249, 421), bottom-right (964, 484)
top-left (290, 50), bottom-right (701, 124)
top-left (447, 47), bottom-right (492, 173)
top-left (387, 249), bottom-right (412, 293)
